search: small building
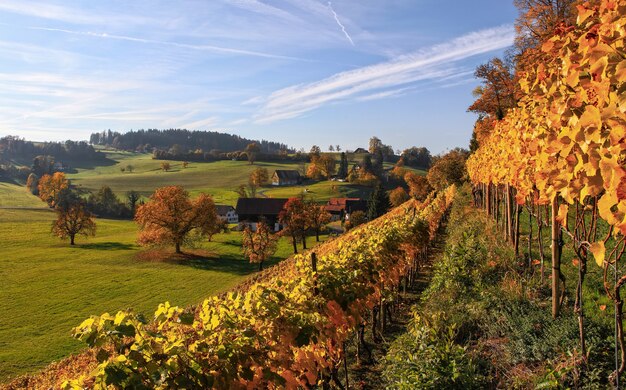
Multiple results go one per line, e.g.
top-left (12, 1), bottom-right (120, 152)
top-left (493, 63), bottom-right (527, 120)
top-left (324, 198), bottom-right (368, 222)
top-left (353, 148), bottom-right (369, 154)
top-left (215, 205), bottom-right (238, 223)
top-left (53, 162), bottom-right (66, 172)
top-left (235, 198), bottom-right (289, 231)
top-left (272, 170), bottom-right (302, 186)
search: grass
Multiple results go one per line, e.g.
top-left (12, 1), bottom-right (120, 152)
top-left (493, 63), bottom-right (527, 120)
top-left (0, 181), bottom-right (46, 208)
top-left (66, 152), bottom-right (375, 205)
top-left (0, 208), bottom-right (323, 381)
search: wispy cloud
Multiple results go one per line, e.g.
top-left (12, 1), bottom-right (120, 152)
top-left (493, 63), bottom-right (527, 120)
top-left (26, 26), bottom-right (313, 62)
top-left (327, 2), bottom-right (354, 46)
top-left (0, 0), bottom-right (150, 26)
top-left (253, 25), bottom-right (514, 123)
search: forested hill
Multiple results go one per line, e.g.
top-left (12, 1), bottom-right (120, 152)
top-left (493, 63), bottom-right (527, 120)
top-left (89, 129), bottom-right (292, 153)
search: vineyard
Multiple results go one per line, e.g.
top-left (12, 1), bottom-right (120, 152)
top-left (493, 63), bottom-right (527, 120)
top-left (467, 0), bottom-right (626, 385)
top-left (5, 188), bottom-right (454, 388)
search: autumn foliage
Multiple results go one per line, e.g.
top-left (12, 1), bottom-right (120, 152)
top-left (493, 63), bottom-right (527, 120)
top-left (135, 186), bottom-right (218, 253)
top-left (38, 172), bottom-right (69, 207)
top-left (52, 203), bottom-right (96, 245)
top-left (242, 222), bottom-right (278, 271)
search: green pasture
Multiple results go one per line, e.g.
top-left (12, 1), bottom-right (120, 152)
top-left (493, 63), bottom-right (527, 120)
top-left (0, 209), bottom-right (319, 381)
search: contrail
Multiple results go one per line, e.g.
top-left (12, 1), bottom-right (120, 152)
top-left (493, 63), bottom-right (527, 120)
top-left (328, 2), bottom-right (354, 46)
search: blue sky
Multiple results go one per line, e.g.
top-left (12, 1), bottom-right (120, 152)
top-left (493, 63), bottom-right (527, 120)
top-left (0, 0), bottom-right (518, 154)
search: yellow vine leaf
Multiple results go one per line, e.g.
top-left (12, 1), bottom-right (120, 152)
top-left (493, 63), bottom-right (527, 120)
top-left (589, 241), bottom-right (606, 267)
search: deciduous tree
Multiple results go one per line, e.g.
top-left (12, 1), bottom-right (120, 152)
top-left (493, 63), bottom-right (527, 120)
top-left (318, 154), bottom-right (336, 179)
top-left (389, 187), bottom-right (410, 207)
top-left (52, 202), bottom-right (96, 245)
top-left (26, 173), bottom-right (39, 195)
top-left (404, 172), bottom-right (432, 201)
top-left (306, 201), bottom-right (331, 242)
top-left (135, 186), bottom-right (218, 253)
top-left (160, 162), bottom-right (171, 172)
top-left (345, 210), bottom-right (367, 231)
top-left (427, 148), bottom-right (469, 191)
top-left (248, 167), bottom-right (269, 197)
top-left (242, 222), bottom-right (278, 271)
top-left (279, 197), bottom-right (309, 253)
top-left (38, 172), bottom-right (69, 207)
top-left (245, 143), bottom-right (260, 165)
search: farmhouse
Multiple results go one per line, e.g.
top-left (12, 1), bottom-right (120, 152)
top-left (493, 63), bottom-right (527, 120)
top-left (324, 198), bottom-right (368, 221)
top-left (272, 170), bottom-right (302, 186)
top-left (353, 148), bottom-right (369, 154)
top-left (215, 205), bottom-right (238, 223)
top-left (235, 198), bottom-right (289, 231)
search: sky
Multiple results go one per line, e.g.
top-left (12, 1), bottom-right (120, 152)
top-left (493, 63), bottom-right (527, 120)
top-left (0, 0), bottom-right (518, 154)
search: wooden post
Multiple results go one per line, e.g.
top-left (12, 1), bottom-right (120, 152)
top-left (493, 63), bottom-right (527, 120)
top-left (311, 252), bottom-right (319, 296)
top-left (551, 197), bottom-right (561, 319)
top-left (505, 184), bottom-right (511, 242)
top-left (486, 183), bottom-right (492, 216)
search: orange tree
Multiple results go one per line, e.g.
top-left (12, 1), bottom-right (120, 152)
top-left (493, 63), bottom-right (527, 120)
top-left (38, 172), bottom-right (69, 207)
top-left (279, 197), bottom-right (310, 253)
top-left (135, 186), bottom-right (218, 253)
top-left (52, 202), bottom-right (96, 245)
top-left (242, 221), bottom-right (278, 271)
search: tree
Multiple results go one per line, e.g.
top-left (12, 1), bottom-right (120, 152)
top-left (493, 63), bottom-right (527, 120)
top-left (404, 172), bottom-right (432, 201)
top-left (126, 164), bottom-right (134, 173)
top-left (367, 182), bottom-right (390, 220)
top-left (427, 148), bottom-right (469, 191)
top-left (52, 202), bottom-right (96, 245)
top-left (401, 147), bottom-right (432, 168)
top-left (126, 190), bottom-right (141, 212)
top-left (38, 172), bottom-right (69, 207)
top-left (369, 136), bottom-right (383, 154)
top-left (242, 222), bottom-right (278, 271)
top-left (513, 0), bottom-right (577, 54)
top-left (26, 173), bottom-right (39, 195)
top-left (182, 161), bottom-right (189, 169)
top-left (248, 167), bottom-right (269, 198)
top-left (161, 162), bottom-right (171, 172)
top-left (345, 210), bottom-right (367, 231)
top-left (318, 154), bottom-right (337, 179)
top-left (338, 152), bottom-right (349, 179)
top-left (279, 197), bottom-right (309, 253)
top-left (389, 187), bottom-right (410, 207)
top-left (89, 185), bottom-right (122, 217)
top-left (328, 145), bottom-right (334, 152)
top-left (468, 58), bottom-right (517, 121)
top-left (336, 145), bottom-right (341, 152)
top-left (135, 186), bottom-right (218, 253)
top-left (307, 202), bottom-right (331, 242)
top-left (245, 143), bottom-right (260, 165)
top-left (309, 145), bottom-right (321, 157)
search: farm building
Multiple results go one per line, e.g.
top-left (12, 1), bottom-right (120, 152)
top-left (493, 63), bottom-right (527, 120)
top-left (215, 205), bottom-right (238, 223)
top-left (324, 198), bottom-right (368, 221)
top-left (235, 198), bottom-right (289, 231)
top-left (272, 170), bottom-right (302, 186)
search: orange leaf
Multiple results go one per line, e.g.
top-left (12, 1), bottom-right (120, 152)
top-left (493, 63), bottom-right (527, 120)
top-left (600, 305), bottom-right (607, 311)
top-left (589, 241), bottom-right (606, 267)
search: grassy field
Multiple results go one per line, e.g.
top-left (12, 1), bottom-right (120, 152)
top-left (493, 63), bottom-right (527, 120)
top-left (0, 181), bottom-right (46, 208)
top-left (65, 151), bottom-right (423, 205)
top-left (0, 208), bottom-right (320, 381)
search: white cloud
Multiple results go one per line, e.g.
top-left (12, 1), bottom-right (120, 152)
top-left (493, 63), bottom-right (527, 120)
top-left (253, 25), bottom-right (514, 123)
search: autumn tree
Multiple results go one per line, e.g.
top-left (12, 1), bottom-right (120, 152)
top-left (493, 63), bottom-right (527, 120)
top-left (338, 152), bottom-right (349, 178)
top-left (404, 172), bottom-right (432, 201)
top-left (242, 222), bottom-right (278, 271)
top-left (160, 162), bottom-right (171, 172)
top-left (306, 201), bottom-right (331, 242)
top-left (426, 148), bottom-right (469, 191)
top-left (26, 173), bottom-right (39, 195)
top-left (248, 167), bottom-right (269, 197)
top-left (135, 186), bottom-right (218, 253)
top-left (279, 197), bottom-right (309, 253)
top-left (318, 154), bottom-right (336, 179)
top-left (52, 202), bottom-right (96, 245)
top-left (389, 186), bottom-right (410, 207)
top-left (513, 0), bottom-right (578, 54)
top-left (245, 143), bottom-right (260, 165)
top-left (38, 172), bottom-right (69, 207)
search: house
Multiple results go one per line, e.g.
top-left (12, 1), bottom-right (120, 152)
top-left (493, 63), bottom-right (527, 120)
top-left (324, 198), bottom-right (368, 221)
top-left (215, 205), bottom-right (238, 223)
top-left (52, 162), bottom-right (66, 172)
top-left (272, 170), bottom-right (302, 186)
top-left (235, 198), bottom-right (289, 231)
top-left (353, 148), bottom-right (369, 154)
